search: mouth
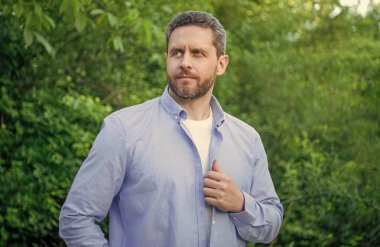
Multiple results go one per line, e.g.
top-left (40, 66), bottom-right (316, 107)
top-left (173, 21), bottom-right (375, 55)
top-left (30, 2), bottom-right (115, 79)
top-left (177, 76), bottom-right (195, 80)
top-left (175, 74), bottom-right (198, 80)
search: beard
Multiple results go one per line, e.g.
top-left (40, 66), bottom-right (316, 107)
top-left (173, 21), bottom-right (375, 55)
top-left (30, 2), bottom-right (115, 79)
top-left (167, 69), bottom-right (216, 100)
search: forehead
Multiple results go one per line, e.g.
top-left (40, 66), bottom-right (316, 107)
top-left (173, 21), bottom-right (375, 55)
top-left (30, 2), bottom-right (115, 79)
top-left (168, 25), bottom-right (215, 50)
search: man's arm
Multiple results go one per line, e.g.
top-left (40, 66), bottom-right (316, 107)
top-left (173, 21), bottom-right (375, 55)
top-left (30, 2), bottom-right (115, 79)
top-left (204, 142), bottom-right (283, 243)
top-left (59, 115), bottom-right (127, 246)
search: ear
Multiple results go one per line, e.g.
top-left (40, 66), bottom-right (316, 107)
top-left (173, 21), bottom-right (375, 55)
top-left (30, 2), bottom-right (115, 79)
top-left (216, 55), bottom-right (229, 76)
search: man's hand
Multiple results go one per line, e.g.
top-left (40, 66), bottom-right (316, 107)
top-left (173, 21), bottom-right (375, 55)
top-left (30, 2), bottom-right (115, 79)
top-left (203, 160), bottom-right (244, 212)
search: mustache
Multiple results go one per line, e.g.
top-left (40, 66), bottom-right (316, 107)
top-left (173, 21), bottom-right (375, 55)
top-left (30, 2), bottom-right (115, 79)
top-left (174, 71), bottom-right (199, 80)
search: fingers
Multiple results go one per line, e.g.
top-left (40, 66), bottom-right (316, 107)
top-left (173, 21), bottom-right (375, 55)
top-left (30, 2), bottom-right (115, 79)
top-left (204, 186), bottom-right (244, 212)
top-left (204, 177), bottom-right (229, 190)
top-left (204, 159), bottom-right (229, 188)
top-left (205, 171), bottom-right (226, 181)
top-left (203, 160), bottom-right (245, 212)
top-left (204, 197), bottom-right (220, 209)
top-left (211, 159), bottom-right (224, 174)
top-left (212, 159), bottom-right (220, 172)
top-left (204, 188), bottom-right (228, 211)
top-left (204, 187), bottom-right (224, 198)
top-left (206, 160), bottom-right (226, 181)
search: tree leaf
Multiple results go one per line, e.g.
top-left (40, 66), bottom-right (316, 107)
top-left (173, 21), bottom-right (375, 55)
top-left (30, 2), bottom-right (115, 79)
top-left (13, 3), bottom-right (24, 17)
top-left (43, 14), bottom-right (56, 29)
top-left (107, 13), bottom-right (118, 27)
top-left (90, 8), bottom-right (105, 16)
top-left (25, 12), bottom-right (33, 28)
top-left (34, 32), bottom-right (54, 55)
top-left (75, 14), bottom-right (87, 32)
top-left (112, 36), bottom-right (124, 52)
top-left (23, 28), bottom-right (34, 46)
top-left (59, 0), bottom-right (71, 14)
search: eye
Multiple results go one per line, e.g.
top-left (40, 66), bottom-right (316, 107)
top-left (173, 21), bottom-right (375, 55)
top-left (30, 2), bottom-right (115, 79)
top-left (192, 50), bottom-right (205, 57)
top-left (170, 50), bottom-right (183, 57)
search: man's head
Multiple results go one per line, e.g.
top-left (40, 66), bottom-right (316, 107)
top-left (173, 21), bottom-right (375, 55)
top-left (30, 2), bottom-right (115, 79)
top-left (166, 11), bottom-right (227, 58)
top-left (165, 11), bottom-right (229, 101)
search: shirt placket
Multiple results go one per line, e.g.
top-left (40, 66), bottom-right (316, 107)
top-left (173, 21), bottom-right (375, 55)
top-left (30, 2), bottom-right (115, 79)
top-left (179, 118), bottom-right (208, 247)
top-left (208, 123), bottom-right (224, 247)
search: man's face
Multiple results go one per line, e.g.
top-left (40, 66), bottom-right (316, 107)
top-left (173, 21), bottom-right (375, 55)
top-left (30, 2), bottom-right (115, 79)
top-left (166, 25), bottom-right (228, 100)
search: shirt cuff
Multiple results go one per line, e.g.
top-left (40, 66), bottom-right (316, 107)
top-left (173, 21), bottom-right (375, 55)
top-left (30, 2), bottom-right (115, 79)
top-left (228, 190), bottom-right (265, 227)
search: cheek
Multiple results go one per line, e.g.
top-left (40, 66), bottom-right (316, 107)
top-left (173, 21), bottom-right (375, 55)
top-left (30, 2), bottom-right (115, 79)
top-left (166, 59), bottom-right (178, 73)
top-left (200, 62), bottom-right (218, 75)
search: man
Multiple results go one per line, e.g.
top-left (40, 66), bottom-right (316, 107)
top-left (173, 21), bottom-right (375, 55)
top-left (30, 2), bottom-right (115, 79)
top-left (59, 10), bottom-right (283, 247)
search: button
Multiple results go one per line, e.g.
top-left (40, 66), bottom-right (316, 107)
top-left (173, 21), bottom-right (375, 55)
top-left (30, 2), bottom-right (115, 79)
top-left (174, 116), bottom-right (178, 120)
top-left (212, 220), bottom-right (215, 225)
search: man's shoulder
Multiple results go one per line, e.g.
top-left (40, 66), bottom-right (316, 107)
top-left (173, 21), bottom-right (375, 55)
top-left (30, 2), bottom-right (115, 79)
top-left (224, 112), bottom-right (260, 138)
top-left (99, 97), bottom-right (161, 138)
top-left (107, 97), bottom-right (161, 121)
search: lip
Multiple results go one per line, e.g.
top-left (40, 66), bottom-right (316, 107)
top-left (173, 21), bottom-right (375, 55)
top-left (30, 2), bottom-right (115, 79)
top-left (175, 75), bottom-right (197, 80)
top-left (177, 76), bottom-right (195, 79)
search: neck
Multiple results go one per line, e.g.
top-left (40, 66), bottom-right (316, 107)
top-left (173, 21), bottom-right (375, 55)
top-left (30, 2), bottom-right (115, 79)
top-left (169, 87), bottom-right (213, 121)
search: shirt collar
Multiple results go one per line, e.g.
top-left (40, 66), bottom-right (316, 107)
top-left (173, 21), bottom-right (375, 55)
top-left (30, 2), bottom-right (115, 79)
top-left (160, 86), bottom-right (225, 127)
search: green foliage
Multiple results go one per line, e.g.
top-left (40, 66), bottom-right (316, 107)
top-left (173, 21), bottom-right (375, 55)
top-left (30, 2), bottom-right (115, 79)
top-left (1, 0), bottom-right (379, 246)
top-left (0, 12), bottom-right (111, 246)
top-left (215, 1), bottom-right (380, 246)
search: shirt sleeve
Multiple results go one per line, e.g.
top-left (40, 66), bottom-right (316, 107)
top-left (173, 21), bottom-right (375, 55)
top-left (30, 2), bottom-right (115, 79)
top-left (228, 138), bottom-right (283, 244)
top-left (59, 115), bottom-right (128, 246)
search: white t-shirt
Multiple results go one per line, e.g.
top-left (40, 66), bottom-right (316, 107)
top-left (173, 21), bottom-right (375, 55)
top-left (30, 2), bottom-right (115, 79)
top-left (182, 109), bottom-right (213, 176)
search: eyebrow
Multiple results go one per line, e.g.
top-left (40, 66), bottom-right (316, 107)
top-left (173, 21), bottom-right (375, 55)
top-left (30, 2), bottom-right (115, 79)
top-left (168, 47), bottom-right (208, 55)
top-left (191, 48), bottom-right (207, 54)
top-left (168, 47), bottom-right (183, 54)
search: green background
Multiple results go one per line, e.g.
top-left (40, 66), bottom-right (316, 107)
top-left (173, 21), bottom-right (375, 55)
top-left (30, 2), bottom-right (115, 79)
top-left (1, 0), bottom-right (379, 246)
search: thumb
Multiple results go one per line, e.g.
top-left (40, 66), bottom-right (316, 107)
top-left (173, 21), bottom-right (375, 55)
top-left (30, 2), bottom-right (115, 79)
top-left (212, 159), bottom-right (222, 172)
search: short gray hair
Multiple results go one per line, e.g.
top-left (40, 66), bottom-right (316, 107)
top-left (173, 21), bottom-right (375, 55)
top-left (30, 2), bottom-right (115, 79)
top-left (166, 11), bottom-right (227, 57)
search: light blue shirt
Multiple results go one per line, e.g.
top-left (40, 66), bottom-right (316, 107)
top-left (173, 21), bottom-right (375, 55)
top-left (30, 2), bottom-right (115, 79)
top-left (59, 87), bottom-right (283, 247)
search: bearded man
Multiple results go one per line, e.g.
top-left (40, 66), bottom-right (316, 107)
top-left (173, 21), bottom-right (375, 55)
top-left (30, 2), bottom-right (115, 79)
top-left (59, 10), bottom-right (283, 247)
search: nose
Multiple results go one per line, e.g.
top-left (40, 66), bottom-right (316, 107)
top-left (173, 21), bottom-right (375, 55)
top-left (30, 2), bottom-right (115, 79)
top-left (180, 52), bottom-right (192, 70)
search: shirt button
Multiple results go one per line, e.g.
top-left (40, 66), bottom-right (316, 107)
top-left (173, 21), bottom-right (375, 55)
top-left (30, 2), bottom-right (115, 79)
top-left (174, 116), bottom-right (178, 120)
top-left (212, 220), bottom-right (215, 225)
